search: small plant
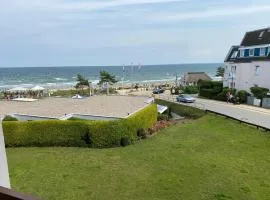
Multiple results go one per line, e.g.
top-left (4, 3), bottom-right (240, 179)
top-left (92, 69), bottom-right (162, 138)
top-left (157, 114), bottom-right (169, 121)
top-left (3, 115), bottom-right (18, 121)
top-left (236, 90), bottom-right (249, 103)
top-left (120, 137), bottom-right (130, 147)
top-left (137, 128), bottom-right (147, 139)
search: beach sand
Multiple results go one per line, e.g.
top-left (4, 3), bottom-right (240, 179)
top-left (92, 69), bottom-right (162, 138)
top-left (0, 96), bottom-right (148, 118)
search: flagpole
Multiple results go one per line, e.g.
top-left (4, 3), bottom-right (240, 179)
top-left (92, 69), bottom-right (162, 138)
top-left (122, 64), bottom-right (125, 90)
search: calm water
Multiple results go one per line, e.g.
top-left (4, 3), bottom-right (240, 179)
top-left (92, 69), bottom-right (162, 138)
top-left (0, 63), bottom-right (221, 90)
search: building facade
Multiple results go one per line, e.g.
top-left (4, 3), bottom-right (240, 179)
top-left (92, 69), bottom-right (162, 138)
top-left (224, 28), bottom-right (270, 91)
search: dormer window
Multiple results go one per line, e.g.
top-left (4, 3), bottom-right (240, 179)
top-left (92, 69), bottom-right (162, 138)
top-left (240, 49), bottom-right (245, 57)
top-left (260, 47), bottom-right (266, 56)
top-left (259, 31), bottom-right (265, 38)
top-left (249, 49), bottom-right (254, 56)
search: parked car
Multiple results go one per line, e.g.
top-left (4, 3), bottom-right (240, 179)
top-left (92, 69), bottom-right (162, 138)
top-left (152, 88), bottom-right (165, 94)
top-left (176, 94), bottom-right (196, 103)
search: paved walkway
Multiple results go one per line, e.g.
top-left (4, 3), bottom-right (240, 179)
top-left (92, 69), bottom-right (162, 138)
top-left (158, 95), bottom-right (270, 129)
top-left (0, 118), bottom-right (10, 188)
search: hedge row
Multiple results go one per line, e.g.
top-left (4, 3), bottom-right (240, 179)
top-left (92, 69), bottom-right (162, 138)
top-left (3, 104), bottom-right (157, 148)
top-left (155, 99), bottom-right (205, 119)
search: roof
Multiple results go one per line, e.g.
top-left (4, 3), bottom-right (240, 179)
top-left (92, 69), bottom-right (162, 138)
top-left (184, 72), bottom-right (212, 83)
top-left (241, 28), bottom-right (270, 46)
top-left (225, 28), bottom-right (270, 63)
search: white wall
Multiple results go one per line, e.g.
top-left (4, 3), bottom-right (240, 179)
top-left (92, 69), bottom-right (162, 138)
top-left (224, 61), bottom-right (270, 91)
top-left (0, 118), bottom-right (11, 188)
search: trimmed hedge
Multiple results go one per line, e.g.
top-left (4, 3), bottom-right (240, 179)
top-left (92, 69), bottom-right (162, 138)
top-left (3, 104), bottom-right (157, 148)
top-left (155, 99), bottom-right (205, 119)
top-left (3, 121), bottom-right (89, 147)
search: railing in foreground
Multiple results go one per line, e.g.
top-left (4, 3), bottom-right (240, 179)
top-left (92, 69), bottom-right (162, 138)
top-left (0, 186), bottom-right (40, 200)
top-left (205, 110), bottom-right (270, 132)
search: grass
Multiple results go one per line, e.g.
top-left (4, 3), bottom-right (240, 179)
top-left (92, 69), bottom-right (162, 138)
top-left (7, 114), bottom-right (270, 200)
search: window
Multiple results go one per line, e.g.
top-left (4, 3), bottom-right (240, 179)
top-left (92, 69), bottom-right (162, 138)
top-left (259, 31), bottom-right (265, 38)
top-left (231, 51), bottom-right (238, 58)
top-left (260, 47), bottom-right (266, 56)
top-left (249, 49), bottom-right (254, 56)
top-left (240, 49), bottom-right (245, 57)
top-left (255, 66), bottom-right (260, 76)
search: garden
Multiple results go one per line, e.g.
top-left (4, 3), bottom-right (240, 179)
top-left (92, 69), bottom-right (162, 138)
top-left (7, 113), bottom-right (270, 200)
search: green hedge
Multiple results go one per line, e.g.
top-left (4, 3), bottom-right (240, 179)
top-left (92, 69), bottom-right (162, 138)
top-left (3, 121), bottom-right (89, 147)
top-left (3, 104), bottom-right (157, 148)
top-left (155, 99), bottom-right (205, 119)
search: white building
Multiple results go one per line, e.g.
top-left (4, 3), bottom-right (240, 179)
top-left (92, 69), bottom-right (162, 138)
top-left (224, 28), bottom-right (270, 91)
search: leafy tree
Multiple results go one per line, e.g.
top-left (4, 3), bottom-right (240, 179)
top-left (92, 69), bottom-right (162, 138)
top-left (184, 85), bottom-right (199, 94)
top-left (75, 74), bottom-right (92, 96)
top-left (99, 70), bottom-right (118, 95)
top-left (250, 87), bottom-right (269, 99)
top-left (216, 66), bottom-right (225, 77)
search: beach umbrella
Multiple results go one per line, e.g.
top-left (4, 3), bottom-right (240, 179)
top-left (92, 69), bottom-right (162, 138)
top-left (31, 85), bottom-right (45, 91)
top-left (8, 87), bottom-right (28, 92)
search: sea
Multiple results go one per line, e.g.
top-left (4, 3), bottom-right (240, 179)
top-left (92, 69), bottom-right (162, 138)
top-left (0, 63), bottom-right (221, 90)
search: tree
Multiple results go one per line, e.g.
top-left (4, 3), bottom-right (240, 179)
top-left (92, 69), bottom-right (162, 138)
top-left (99, 70), bottom-right (118, 95)
top-left (216, 66), bottom-right (225, 77)
top-left (75, 74), bottom-right (91, 96)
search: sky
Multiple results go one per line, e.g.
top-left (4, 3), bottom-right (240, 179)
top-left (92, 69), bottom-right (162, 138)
top-left (0, 0), bottom-right (270, 67)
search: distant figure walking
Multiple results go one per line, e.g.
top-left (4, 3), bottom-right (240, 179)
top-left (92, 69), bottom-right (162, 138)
top-left (226, 92), bottom-right (232, 103)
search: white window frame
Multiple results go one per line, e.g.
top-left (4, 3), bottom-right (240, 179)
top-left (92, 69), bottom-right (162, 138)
top-left (249, 49), bottom-right (254, 56)
top-left (240, 49), bottom-right (245, 57)
top-left (260, 47), bottom-right (266, 56)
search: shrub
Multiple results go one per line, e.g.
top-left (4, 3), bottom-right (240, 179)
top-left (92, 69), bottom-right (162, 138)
top-left (120, 137), bottom-right (130, 147)
top-left (3, 121), bottom-right (89, 147)
top-left (155, 99), bottom-right (205, 119)
top-left (3, 104), bottom-right (157, 148)
top-left (184, 86), bottom-right (199, 94)
top-left (237, 90), bottom-right (249, 103)
top-left (137, 128), bottom-right (147, 139)
top-left (157, 114), bottom-right (169, 121)
top-left (250, 87), bottom-right (269, 99)
top-left (3, 115), bottom-right (18, 121)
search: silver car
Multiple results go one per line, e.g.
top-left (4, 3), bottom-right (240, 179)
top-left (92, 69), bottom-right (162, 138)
top-left (176, 94), bottom-right (196, 103)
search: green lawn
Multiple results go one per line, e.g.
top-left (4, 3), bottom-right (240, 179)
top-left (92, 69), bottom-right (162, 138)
top-left (7, 115), bottom-right (270, 200)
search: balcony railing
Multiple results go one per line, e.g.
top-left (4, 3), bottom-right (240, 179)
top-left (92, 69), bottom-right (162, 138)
top-left (0, 186), bottom-right (40, 200)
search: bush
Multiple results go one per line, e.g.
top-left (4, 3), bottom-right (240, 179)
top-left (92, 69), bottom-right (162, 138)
top-left (157, 114), bottom-right (169, 121)
top-left (3, 115), bottom-right (18, 121)
top-left (184, 86), bottom-right (199, 94)
top-left (3, 121), bottom-right (89, 147)
top-left (250, 87), bottom-right (269, 99)
top-left (137, 128), bottom-right (147, 139)
top-left (120, 137), bottom-right (130, 147)
top-left (236, 90), bottom-right (249, 103)
top-left (155, 99), bottom-right (205, 119)
top-left (3, 104), bottom-right (158, 148)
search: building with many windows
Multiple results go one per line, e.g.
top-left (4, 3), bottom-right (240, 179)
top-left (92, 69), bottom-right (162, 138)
top-left (223, 28), bottom-right (270, 91)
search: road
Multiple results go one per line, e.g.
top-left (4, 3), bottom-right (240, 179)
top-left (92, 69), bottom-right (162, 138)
top-left (158, 94), bottom-right (270, 129)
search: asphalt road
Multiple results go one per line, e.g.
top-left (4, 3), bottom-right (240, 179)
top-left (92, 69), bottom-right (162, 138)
top-left (194, 99), bottom-right (270, 129)
top-left (158, 94), bottom-right (270, 129)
